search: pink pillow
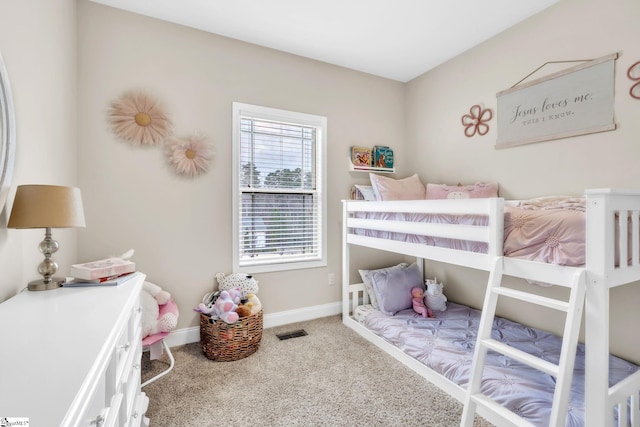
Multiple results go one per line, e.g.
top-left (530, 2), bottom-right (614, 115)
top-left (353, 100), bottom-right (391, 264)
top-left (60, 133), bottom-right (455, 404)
top-left (369, 173), bottom-right (426, 201)
top-left (425, 182), bottom-right (499, 200)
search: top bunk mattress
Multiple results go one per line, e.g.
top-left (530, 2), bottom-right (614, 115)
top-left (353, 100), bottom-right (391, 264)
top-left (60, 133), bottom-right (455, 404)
top-left (353, 196), bottom-right (588, 266)
top-left (356, 302), bottom-right (638, 426)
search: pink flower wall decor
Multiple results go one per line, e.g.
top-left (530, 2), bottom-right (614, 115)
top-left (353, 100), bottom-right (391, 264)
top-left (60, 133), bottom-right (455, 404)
top-left (628, 61), bottom-right (640, 100)
top-left (165, 133), bottom-right (214, 177)
top-left (461, 104), bottom-right (493, 137)
top-left (108, 91), bottom-right (172, 146)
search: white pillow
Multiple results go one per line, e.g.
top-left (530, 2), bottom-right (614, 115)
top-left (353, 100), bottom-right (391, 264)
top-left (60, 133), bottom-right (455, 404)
top-left (354, 185), bottom-right (377, 201)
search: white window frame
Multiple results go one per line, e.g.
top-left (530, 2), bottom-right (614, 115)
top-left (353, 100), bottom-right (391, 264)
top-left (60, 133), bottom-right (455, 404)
top-left (232, 102), bottom-right (327, 273)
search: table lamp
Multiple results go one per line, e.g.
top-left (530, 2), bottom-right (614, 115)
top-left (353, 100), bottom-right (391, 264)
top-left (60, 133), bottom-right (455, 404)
top-left (8, 185), bottom-right (86, 290)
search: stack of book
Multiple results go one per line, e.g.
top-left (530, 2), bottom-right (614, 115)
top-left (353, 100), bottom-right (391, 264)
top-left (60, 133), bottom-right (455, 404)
top-left (64, 257), bottom-right (138, 287)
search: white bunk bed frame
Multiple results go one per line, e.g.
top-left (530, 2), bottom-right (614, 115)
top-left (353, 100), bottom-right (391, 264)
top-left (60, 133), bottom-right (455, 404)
top-left (342, 189), bottom-right (640, 427)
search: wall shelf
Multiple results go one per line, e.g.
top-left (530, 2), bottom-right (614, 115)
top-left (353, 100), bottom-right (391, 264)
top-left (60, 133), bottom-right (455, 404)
top-left (348, 157), bottom-right (395, 174)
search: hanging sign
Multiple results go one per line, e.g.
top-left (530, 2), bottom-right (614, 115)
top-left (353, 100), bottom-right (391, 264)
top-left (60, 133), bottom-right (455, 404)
top-left (496, 53), bottom-right (617, 149)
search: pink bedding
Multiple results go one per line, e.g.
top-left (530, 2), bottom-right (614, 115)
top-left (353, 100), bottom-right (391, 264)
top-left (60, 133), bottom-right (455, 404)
top-left (353, 196), bottom-right (587, 266)
top-left (504, 197), bottom-right (585, 266)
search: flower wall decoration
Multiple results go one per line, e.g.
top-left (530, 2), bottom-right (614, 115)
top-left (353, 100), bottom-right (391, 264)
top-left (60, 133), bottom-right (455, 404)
top-left (627, 61), bottom-right (640, 100)
top-left (108, 91), bottom-right (172, 145)
top-left (461, 104), bottom-right (493, 137)
top-left (165, 133), bottom-right (214, 177)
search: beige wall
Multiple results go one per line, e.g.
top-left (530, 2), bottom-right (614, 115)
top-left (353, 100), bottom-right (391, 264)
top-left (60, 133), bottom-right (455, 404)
top-left (406, 0), bottom-right (640, 362)
top-left (3, 0), bottom-right (639, 362)
top-left (0, 0), bottom-right (78, 301)
top-left (76, 1), bottom-right (405, 330)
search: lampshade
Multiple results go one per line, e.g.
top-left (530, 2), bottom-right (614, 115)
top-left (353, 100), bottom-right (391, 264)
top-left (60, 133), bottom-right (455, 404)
top-left (8, 185), bottom-right (86, 229)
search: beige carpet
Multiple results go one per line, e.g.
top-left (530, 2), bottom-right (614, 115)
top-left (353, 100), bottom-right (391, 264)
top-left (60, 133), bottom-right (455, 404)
top-left (142, 315), bottom-right (493, 427)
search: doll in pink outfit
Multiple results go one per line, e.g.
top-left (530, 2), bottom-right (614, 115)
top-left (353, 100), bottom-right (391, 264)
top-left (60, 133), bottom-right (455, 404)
top-left (411, 287), bottom-right (434, 318)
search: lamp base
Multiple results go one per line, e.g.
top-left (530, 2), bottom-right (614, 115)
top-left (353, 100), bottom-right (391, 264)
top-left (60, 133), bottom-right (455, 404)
top-left (28, 277), bottom-right (64, 291)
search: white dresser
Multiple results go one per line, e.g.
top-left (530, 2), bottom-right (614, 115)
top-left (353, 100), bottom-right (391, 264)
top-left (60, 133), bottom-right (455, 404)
top-left (0, 272), bottom-right (149, 427)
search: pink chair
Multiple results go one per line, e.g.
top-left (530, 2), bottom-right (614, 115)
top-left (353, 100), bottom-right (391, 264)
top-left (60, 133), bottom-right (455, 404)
top-left (142, 298), bottom-right (179, 387)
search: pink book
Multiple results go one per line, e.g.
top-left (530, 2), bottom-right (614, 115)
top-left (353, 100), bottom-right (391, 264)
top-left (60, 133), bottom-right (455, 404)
top-left (70, 257), bottom-right (136, 280)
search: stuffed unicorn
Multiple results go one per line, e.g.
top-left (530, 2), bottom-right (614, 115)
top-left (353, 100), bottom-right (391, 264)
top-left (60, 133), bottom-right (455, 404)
top-left (425, 278), bottom-right (447, 312)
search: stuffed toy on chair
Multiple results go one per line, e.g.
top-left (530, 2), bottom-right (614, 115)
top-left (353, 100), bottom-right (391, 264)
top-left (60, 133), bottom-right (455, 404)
top-left (142, 281), bottom-right (178, 338)
top-left (411, 287), bottom-right (434, 318)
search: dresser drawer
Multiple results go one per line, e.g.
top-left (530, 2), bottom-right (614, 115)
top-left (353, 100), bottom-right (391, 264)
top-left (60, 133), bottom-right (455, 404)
top-left (114, 325), bottom-right (132, 385)
top-left (126, 392), bottom-right (149, 427)
top-left (115, 303), bottom-right (143, 386)
top-left (129, 295), bottom-right (143, 343)
top-left (79, 391), bottom-right (122, 427)
top-left (122, 341), bottom-right (142, 417)
top-left (78, 375), bottom-right (107, 427)
top-left (103, 393), bottom-right (124, 427)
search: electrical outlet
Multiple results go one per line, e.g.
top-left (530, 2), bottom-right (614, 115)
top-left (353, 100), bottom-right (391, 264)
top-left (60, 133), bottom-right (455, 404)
top-left (328, 273), bottom-right (336, 285)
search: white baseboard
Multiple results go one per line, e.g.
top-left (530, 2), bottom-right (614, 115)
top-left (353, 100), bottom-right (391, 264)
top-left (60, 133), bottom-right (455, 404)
top-left (163, 301), bottom-right (342, 348)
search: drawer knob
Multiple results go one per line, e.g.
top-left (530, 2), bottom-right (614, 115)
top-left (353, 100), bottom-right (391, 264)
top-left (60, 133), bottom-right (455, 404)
top-left (90, 414), bottom-right (105, 427)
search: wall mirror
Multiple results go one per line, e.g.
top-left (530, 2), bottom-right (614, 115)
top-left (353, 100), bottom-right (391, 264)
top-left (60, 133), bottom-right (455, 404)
top-left (0, 51), bottom-right (16, 215)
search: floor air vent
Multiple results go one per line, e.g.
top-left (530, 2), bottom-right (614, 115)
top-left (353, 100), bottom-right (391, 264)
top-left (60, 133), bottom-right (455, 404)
top-left (276, 329), bottom-right (308, 340)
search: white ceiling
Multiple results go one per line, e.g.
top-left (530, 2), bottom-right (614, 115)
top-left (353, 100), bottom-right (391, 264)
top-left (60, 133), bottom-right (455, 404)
top-left (89, 0), bottom-right (560, 82)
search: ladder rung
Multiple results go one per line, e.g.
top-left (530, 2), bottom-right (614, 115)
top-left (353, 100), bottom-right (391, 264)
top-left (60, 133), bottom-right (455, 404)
top-left (491, 287), bottom-right (570, 312)
top-left (481, 339), bottom-right (559, 376)
top-left (470, 394), bottom-right (535, 427)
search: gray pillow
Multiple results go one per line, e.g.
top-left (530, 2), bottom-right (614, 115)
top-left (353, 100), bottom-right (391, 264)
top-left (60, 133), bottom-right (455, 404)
top-left (369, 263), bottom-right (424, 315)
top-left (359, 263), bottom-right (409, 310)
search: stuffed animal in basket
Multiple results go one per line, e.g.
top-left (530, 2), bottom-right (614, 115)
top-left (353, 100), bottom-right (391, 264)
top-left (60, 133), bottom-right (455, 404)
top-left (235, 303), bottom-right (252, 318)
top-left (246, 293), bottom-right (262, 315)
top-left (142, 281), bottom-right (178, 338)
top-left (411, 287), bottom-right (434, 318)
top-left (212, 290), bottom-right (239, 324)
top-left (216, 272), bottom-right (259, 298)
top-left (195, 286), bottom-right (243, 316)
top-left (425, 278), bottom-right (448, 312)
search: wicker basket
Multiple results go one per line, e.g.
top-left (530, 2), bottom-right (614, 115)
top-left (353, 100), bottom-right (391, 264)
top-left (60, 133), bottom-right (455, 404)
top-left (200, 310), bottom-right (263, 361)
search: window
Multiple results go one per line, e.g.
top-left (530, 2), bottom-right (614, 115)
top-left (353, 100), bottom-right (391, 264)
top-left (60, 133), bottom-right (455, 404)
top-left (232, 103), bottom-right (327, 273)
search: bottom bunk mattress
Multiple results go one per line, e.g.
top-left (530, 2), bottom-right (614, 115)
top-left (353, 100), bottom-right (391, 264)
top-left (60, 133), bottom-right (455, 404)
top-left (355, 302), bottom-right (639, 426)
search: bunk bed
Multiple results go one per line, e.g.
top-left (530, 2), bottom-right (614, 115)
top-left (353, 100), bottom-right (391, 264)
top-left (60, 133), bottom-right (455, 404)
top-left (341, 189), bottom-right (640, 427)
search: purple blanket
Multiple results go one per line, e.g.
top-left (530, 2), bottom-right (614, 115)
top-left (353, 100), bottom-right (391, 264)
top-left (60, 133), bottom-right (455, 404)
top-left (360, 302), bottom-right (638, 426)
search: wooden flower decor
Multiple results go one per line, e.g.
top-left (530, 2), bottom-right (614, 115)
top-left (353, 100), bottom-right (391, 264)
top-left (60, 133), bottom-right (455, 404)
top-left (165, 133), bottom-right (214, 177)
top-left (461, 104), bottom-right (493, 137)
top-left (108, 91), bottom-right (172, 145)
top-left (628, 61), bottom-right (640, 100)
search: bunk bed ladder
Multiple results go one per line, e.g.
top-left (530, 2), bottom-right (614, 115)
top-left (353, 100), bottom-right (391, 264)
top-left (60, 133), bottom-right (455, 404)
top-left (460, 257), bottom-right (587, 427)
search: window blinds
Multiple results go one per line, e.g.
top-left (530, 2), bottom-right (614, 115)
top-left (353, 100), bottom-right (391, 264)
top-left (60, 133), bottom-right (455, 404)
top-left (238, 117), bottom-right (320, 266)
